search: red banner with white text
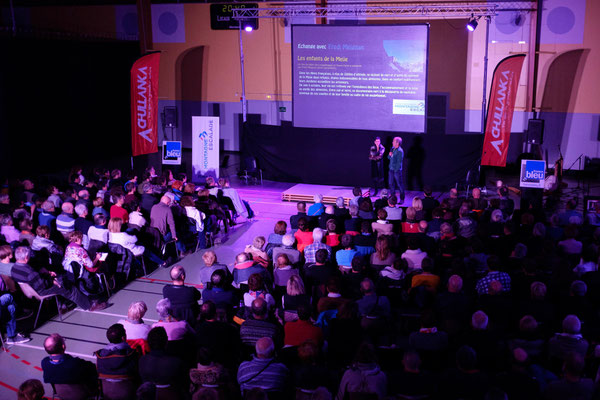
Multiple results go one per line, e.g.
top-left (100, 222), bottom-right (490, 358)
top-left (131, 52), bottom-right (160, 157)
top-left (481, 54), bottom-right (526, 167)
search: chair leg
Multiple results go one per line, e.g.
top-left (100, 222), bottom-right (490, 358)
top-left (33, 300), bottom-right (44, 329)
top-left (55, 296), bottom-right (63, 322)
top-left (140, 257), bottom-right (147, 276)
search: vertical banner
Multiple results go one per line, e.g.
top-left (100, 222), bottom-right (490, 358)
top-left (481, 54), bottom-right (526, 167)
top-left (131, 52), bottom-right (160, 157)
top-left (192, 116), bottom-right (220, 180)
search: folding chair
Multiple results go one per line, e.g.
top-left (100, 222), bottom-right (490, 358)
top-left (18, 282), bottom-right (63, 329)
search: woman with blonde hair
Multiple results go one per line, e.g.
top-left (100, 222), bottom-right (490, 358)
top-left (370, 235), bottom-right (396, 271)
top-left (107, 217), bottom-right (145, 257)
top-left (412, 197), bottom-right (425, 221)
top-left (118, 301), bottom-right (151, 340)
top-left (282, 275), bottom-right (310, 322)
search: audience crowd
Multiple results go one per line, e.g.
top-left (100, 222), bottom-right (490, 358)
top-left (4, 168), bottom-right (600, 400)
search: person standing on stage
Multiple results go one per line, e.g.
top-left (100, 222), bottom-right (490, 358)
top-left (388, 136), bottom-right (405, 204)
top-left (369, 137), bottom-right (385, 196)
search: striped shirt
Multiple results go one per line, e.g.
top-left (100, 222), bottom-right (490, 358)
top-left (303, 242), bottom-right (331, 264)
top-left (56, 213), bottom-right (75, 233)
top-left (237, 356), bottom-right (289, 393)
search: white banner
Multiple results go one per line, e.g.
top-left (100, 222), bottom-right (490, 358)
top-left (192, 116), bottom-right (220, 180)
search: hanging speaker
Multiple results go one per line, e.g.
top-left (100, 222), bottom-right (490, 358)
top-left (164, 107), bottom-right (177, 128)
top-left (527, 119), bottom-right (544, 144)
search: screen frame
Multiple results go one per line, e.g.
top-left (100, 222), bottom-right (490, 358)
top-left (291, 23), bottom-right (430, 133)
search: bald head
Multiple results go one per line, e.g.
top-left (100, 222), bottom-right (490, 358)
top-left (360, 278), bottom-right (375, 295)
top-left (160, 195), bottom-right (171, 205)
top-left (44, 333), bottom-right (66, 355)
top-left (170, 265), bottom-right (185, 283)
top-left (256, 337), bottom-right (275, 359)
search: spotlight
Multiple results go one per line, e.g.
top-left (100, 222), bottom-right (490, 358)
top-left (244, 24), bottom-right (253, 32)
top-left (467, 16), bottom-right (479, 32)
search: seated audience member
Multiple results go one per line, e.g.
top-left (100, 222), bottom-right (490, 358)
top-left (336, 342), bottom-right (387, 400)
top-left (294, 218), bottom-right (314, 253)
top-left (334, 196), bottom-right (350, 219)
top-left (388, 350), bottom-right (435, 398)
top-left (548, 315), bottom-right (589, 362)
top-left (325, 218), bottom-right (341, 247)
top-left (0, 287), bottom-right (31, 344)
top-left (46, 186), bottom-right (63, 209)
top-left (274, 254), bottom-right (299, 291)
top-left (140, 183), bottom-right (158, 216)
top-left (1, 214), bottom-right (21, 243)
top-left (357, 278), bottom-right (391, 319)
top-left (38, 201), bottom-right (57, 228)
top-left (41, 333), bottom-right (97, 391)
top-left (455, 205), bottom-right (477, 239)
top-left (557, 198), bottom-right (583, 226)
top-left (543, 352), bottom-right (594, 400)
top-left (475, 255), bottom-right (511, 295)
top-left (152, 298), bottom-right (194, 341)
top-left (56, 202), bottom-right (76, 236)
top-left (558, 224), bottom-right (583, 255)
top-left (470, 187), bottom-right (487, 211)
top-left (87, 213), bottom-right (109, 244)
top-left (12, 246), bottom-right (106, 311)
top-left (198, 250), bottom-right (229, 285)
top-left (195, 302), bottom-right (241, 369)
top-left (284, 303), bottom-right (323, 347)
top-left (411, 257), bottom-right (440, 292)
top-left (162, 265), bottom-right (201, 325)
top-left (497, 185), bottom-right (515, 218)
top-left (335, 234), bottom-right (358, 271)
top-left (371, 209), bottom-right (393, 237)
top-left (282, 275), bottom-right (310, 321)
top-left (18, 219), bottom-right (34, 245)
top-left (62, 230), bottom-right (100, 275)
top-left (307, 194), bottom-right (325, 217)
top-left (110, 193), bottom-right (129, 223)
top-left (344, 204), bottom-right (362, 234)
top-left (245, 236), bottom-right (268, 263)
top-left (94, 324), bottom-right (138, 380)
top-left (202, 269), bottom-right (237, 309)
top-left (237, 337), bottom-right (290, 394)
top-left (290, 202), bottom-right (308, 230)
top-left (139, 327), bottom-right (186, 393)
top-left (401, 237), bottom-right (427, 273)
top-left (0, 245), bottom-right (14, 276)
top-left (190, 347), bottom-right (235, 398)
top-left (17, 379), bottom-right (45, 400)
top-left (118, 301), bottom-right (152, 341)
top-left (358, 198), bottom-right (375, 221)
top-left (108, 217), bottom-right (144, 257)
top-left (370, 235), bottom-right (396, 271)
top-left (409, 311), bottom-right (449, 352)
top-left (303, 228), bottom-right (332, 265)
top-left (384, 196), bottom-right (403, 222)
top-left (240, 298), bottom-right (283, 348)
top-left (272, 234), bottom-right (301, 266)
top-left (244, 272), bottom-right (276, 309)
top-left (31, 225), bottom-right (61, 255)
top-left (318, 205), bottom-right (337, 230)
top-left (379, 258), bottom-right (407, 288)
top-left (412, 197), bottom-right (426, 221)
top-left (128, 201), bottom-right (147, 230)
top-left (401, 207), bottom-right (420, 233)
top-left (233, 252), bottom-right (270, 288)
top-left (268, 220), bottom-right (287, 247)
top-left (304, 249), bottom-right (336, 295)
top-left (317, 276), bottom-right (350, 314)
top-left (92, 197), bottom-right (109, 219)
top-left (74, 204), bottom-right (93, 236)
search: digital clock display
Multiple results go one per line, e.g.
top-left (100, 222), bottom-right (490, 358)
top-left (210, 3), bottom-right (259, 30)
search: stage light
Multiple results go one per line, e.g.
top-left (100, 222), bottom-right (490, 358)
top-left (243, 24), bottom-right (254, 32)
top-left (466, 17), bottom-right (478, 32)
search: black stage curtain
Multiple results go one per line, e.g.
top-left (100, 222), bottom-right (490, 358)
top-left (242, 123), bottom-right (483, 190)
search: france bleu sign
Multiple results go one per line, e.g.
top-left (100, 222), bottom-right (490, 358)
top-left (520, 159), bottom-right (546, 189)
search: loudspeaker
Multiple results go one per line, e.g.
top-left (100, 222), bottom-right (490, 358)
top-left (527, 119), bottom-right (544, 144)
top-left (164, 107), bottom-right (177, 128)
top-left (211, 103), bottom-right (220, 117)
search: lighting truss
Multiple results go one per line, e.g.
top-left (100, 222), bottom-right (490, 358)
top-left (232, 2), bottom-right (536, 20)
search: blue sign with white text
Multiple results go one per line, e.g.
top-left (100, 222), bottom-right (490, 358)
top-left (162, 141), bottom-right (182, 165)
top-left (520, 159), bottom-right (546, 188)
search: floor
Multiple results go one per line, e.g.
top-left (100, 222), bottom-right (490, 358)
top-left (0, 173), bottom-right (597, 397)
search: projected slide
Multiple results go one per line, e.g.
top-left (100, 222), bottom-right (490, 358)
top-left (292, 24), bottom-right (429, 132)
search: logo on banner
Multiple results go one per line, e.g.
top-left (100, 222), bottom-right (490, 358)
top-left (192, 116), bottom-right (220, 180)
top-left (162, 141), bottom-right (182, 165)
top-left (520, 159), bottom-right (546, 188)
top-left (393, 99), bottom-right (425, 115)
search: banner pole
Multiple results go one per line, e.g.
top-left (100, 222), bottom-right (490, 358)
top-left (239, 22), bottom-right (247, 123)
top-left (481, 16), bottom-right (491, 135)
top-left (131, 156), bottom-right (134, 171)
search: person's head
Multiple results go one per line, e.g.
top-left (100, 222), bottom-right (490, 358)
top-left (376, 208), bottom-right (388, 221)
top-left (93, 213), bottom-right (106, 227)
top-left (374, 137), bottom-right (381, 147)
top-left (74, 204), bottom-right (87, 218)
top-left (352, 187), bottom-right (362, 197)
top-left (519, 315), bottom-right (538, 334)
top-left (326, 219), bottom-right (337, 233)
top-left (287, 275), bottom-right (305, 296)
top-left (336, 197), bottom-right (345, 208)
top-left (297, 217), bottom-right (308, 232)
top-left (147, 326), bottom-right (168, 351)
top-left (251, 298), bottom-right (268, 319)
top-left (498, 185), bottom-right (509, 198)
top-left (274, 220), bottom-right (287, 235)
top-left (405, 207), bottom-right (416, 221)
top-left (486, 255), bottom-right (501, 271)
top-left (235, 252), bottom-right (248, 264)
top-left (297, 303), bottom-right (311, 321)
top-left (421, 257), bottom-right (434, 273)
top-left (456, 345), bottom-right (478, 371)
top-left (412, 197), bottom-right (423, 211)
top-left (256, 337), bottom-right (275, 359)
top-left (448, 274), bottom-right (463, 293)
top-left (392, 136), bottom-right (402, 148)
top-left (17, 379), bottom-right (44, 400)
top-left (111, 169), bottom-right (121, 179)
top-left (179, 195), bottom-right (195, 208)
top-left (532, 222), bottom-right (546, 237)
top-left (108, 217), bottom-right (123, 233)
top-left (252, 236), bottom-right (266, 250)
top-left (349, 204), bottom-right (359, 217)
top-left (276, 254), bottom-right (291, 268)
top-left (68, 231), bottom-right (83, 246)
top-left (34, 225), bottom-right (50, 239)
top-left (341, 234), bottom-right (353, 249)
top-left (354, 341), bottom-right (378, 364)
top-left (160, 195), bottom-right (172, 206)
top-left (248, 273), bottom-right (264, 292)
top-left (459, 206), bottom-right (470, 219)
top-left (570, 280), bottom-right (587, 297)
top-left (298, 340), bottom-right (319, 365)
top-left (15, 246), bottom-right (30, 263)
top-left (360, 278), bottom-right (376, 295)
top-left (41, 200), bottom-right (55, 213)
top-left (0, 245), bottom-right (12, 262)
top-left (312, 228), bottom-right (324, 243)
top-left (449, 188), bottom-right (458, 198)
top-left (562, 315), bottom-right (581, 334)
top-left (375, 235), bottom-right (390, 258)
top-left (314, 194), bottom-right (323, 204)
top-left (530, 281), bottom-right (546, 300)
top-left (170, 265), bottom-right (186, 283)
top-left (402, 350), bottom-right (421, 373)
top-left (282, 234), bottom-right (295, 247)
top-left (210, 269), bottom-right (226, 289)
top-left (106, 323), bottom-right (126, 344)
top-left (297, 201), bottom-right (306, 213)
top-left (472, 310), bottom-right (489, 330)
top-left (472, 187), bottom-right (481, 199)
top-left (127, 301), bottom-right (147, 322)
top-left (388, 196), bottom-right (397, 207)
top-left (156, 298), bottom-right (173, 320)
top-left (43, 333), bottom-right (66, 355)
top-left (61, 202), bottom-right (73, 215)
top-left (360, 220), bottom-right (372, 234)
top-left (325, 205), bottom-right (334, 215)
top-left (488, 280), bottom-right (503, 295)
top-left (326, 276), bottom-right (341, 294)
top-left (202, 250), bottom-right (217, 267)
